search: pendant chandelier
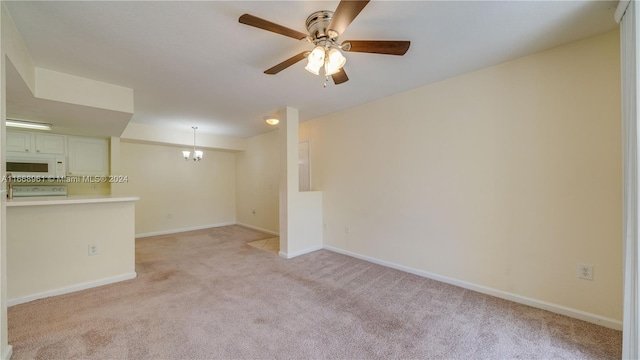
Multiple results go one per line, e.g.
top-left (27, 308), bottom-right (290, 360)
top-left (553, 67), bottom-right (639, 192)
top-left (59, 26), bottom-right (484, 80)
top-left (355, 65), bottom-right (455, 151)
top-left (182, 126), bottom-right (203, 161)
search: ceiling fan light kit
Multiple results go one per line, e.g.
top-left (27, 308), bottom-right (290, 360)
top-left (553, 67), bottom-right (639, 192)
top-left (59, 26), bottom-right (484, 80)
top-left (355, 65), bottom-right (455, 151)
top-left (238, 0), bottom-right (410, 86)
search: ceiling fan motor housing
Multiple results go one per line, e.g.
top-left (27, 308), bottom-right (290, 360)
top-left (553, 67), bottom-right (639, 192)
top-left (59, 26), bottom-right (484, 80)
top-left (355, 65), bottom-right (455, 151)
top-left (306, 10), bottom-right (334, 40)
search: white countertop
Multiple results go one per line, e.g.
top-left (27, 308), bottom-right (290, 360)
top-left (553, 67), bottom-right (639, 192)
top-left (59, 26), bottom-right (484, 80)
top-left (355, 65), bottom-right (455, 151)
top-left (6, 195), bottom-right (140, 207)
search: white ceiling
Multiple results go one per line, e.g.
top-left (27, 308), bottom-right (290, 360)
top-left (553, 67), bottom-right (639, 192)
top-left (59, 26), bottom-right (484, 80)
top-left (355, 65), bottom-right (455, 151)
top-left (4, 1), bottom-right (618, 138)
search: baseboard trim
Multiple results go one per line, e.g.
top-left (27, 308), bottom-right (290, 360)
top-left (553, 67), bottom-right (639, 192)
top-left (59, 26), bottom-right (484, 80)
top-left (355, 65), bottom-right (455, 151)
top-left (136, 222), bottom-right (236, 238)
top-left (236, 222), bottom-right (279, 236)
top-left (279, 245), bottom-right (323, 259)
top-left (2, 345), bottom-right (12, 360)
top-left (8, 272), bottom-right (138, 307)
top-left (323, 245), bottom-right (623, 331)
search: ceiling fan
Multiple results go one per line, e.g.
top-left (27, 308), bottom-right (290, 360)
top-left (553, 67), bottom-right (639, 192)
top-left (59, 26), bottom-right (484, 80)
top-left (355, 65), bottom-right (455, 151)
top-left (238, 0), bottom-right (410, 86)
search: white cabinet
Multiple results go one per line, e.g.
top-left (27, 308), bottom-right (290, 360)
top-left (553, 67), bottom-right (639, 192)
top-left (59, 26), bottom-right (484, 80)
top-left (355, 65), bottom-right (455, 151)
top-left (6, 131), bottom-right (109, 176)
top-left (34, 134), bottom-right (65, 154)
top-left (67, 137), bottom-right (109, 176)
top-left (6, 131), bottom-right (32, 153)
top-left (6, 131), bottom-right (65, 154)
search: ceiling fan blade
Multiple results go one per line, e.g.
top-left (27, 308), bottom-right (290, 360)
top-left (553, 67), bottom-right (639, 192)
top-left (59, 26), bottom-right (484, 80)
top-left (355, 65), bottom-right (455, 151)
top-left (239, 14), bottom-right (308, 40)
top-left (343, 40), bottom-right (410, 55)
top-left (331, 68), bottom-right (349, 85)
top-left (264, 52), bottom-right (309, 75)
top-left (327, 0), bottom-right (370, 38)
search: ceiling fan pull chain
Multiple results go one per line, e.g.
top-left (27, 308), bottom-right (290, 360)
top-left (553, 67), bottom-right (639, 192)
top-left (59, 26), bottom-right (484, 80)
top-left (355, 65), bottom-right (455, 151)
top-left (324, 75), bottom-right (328, 88)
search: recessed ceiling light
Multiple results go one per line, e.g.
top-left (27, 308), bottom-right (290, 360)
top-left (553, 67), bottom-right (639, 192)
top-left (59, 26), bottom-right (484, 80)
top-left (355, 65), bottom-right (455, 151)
top-left (264, 115), bottom-right (279, 125)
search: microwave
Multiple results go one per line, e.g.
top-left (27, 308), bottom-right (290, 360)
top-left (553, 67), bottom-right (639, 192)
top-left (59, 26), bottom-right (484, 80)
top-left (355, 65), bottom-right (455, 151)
top-left (6, 152), bottom-right (66, 178)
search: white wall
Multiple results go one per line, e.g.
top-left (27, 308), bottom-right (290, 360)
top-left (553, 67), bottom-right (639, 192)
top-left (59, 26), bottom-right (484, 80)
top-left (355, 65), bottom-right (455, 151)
top-left (113, 141), bottom-right (236, 236)
top-left (121, 122), bottom-right (246, 152)
top-left (300, 30), bottom-right (622, 323)
top-left (34, 68), bottom-right (133, 114)
top-left (1, 4), bottom-right (29, 358)
top-left (7, 201), bottom-right (136, 304)
top-left (1, 4), bottom-right (34, 93)
top-left (235, 130), bottom-right (279, 234)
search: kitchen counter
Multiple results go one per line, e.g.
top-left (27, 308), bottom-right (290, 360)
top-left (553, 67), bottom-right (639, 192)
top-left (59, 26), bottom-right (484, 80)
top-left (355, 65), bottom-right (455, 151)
top-left (6, 195), bottom-right (139, 207)
top-left (7, 194), bottom-right (138, 306)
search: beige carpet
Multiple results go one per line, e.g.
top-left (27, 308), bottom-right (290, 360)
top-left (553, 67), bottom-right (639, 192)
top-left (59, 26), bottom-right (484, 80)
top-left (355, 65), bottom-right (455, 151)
top-left (9, 225), bottom-right (621, 359)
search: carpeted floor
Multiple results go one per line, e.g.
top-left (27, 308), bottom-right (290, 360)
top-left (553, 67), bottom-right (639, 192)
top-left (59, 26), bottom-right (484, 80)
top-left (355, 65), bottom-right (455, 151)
top-left (8, 225), bottom-right (621, 359)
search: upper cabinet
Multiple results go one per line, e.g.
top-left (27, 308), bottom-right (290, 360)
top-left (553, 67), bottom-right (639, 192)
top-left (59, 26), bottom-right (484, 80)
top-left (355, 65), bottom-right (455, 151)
top-left (67, 136), bottom-right (109, 176)
top-left (7, 131), bottom-right (65, 155)
top-left (34, 134), bottom-right (66, 154)
top-left (6, 131), bottom-right (31, 153)
top-left (7, 130), bottom-right (109, 176)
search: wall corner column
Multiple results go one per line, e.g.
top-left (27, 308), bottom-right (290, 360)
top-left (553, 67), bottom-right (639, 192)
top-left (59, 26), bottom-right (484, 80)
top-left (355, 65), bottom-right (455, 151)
top-left (278, 106), bottom-right (298, 256)
top-left (619, 0), bottom-right (640, 357)
top-left (0, 5), bottom-right (14, 360)
top-left (278, 106), bottom-right (323, 259)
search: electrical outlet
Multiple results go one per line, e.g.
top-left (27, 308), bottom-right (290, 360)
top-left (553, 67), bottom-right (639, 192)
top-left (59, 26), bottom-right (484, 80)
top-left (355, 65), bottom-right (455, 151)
top-left (578, 264), bottom-right (593, 281)
top-left (252, 209), bottom-right (256, 215)
top-left (345, 226), bottom-right (351, 234)
top-left (167, 213), bottom-right (172, 220)
top-left (88, 244), bottom-right (99, 256)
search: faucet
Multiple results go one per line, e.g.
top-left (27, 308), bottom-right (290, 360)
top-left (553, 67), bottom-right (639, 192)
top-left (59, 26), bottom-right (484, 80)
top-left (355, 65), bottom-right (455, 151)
top-left (6, 172), bottom-right (12, 200)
